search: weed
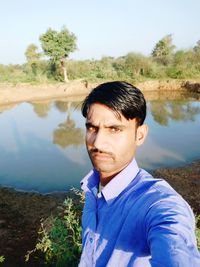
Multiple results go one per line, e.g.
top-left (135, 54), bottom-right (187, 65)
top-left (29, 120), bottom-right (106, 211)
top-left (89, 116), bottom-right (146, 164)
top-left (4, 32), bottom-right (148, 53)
top-left (25, 189), bottom-right (84, 267)
top-left (0, 256), bottom-right (5, 264)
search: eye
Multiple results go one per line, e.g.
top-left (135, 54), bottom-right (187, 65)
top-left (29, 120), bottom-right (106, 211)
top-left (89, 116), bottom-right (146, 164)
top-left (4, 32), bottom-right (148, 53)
top-left (110, 127), bottom-right (121, 133)
top-left (86, 125), bottom-right (97, 133)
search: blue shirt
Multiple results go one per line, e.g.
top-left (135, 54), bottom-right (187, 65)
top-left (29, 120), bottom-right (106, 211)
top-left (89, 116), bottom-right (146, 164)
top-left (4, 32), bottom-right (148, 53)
top-left (79, 159), bottom-right (200, 267)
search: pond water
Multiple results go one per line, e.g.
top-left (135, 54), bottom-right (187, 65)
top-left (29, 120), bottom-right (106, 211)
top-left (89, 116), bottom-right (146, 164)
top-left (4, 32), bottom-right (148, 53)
top-left (0, 92), bottom-right (200, 193)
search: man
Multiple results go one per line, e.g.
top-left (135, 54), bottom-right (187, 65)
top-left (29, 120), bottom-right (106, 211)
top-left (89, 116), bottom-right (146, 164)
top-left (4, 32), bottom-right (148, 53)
top-left (79, 81), bottom-right (200, 266)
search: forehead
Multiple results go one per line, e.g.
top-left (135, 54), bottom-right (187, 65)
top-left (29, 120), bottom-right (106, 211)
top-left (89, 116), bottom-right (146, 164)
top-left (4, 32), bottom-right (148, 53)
top-left (86, 103), bottom-right (124, 123)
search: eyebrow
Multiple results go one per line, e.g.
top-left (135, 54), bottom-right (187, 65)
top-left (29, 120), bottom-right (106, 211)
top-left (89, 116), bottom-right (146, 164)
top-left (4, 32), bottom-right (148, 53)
top-left (85, 122), bottom-right (126, 130)
top-left (85, 122), bottom-right (95, 128)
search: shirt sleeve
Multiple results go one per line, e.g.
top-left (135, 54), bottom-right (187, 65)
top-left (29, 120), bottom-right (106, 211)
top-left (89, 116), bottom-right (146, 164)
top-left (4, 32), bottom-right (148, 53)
top-left (145, 194), bottom-right (200, 267)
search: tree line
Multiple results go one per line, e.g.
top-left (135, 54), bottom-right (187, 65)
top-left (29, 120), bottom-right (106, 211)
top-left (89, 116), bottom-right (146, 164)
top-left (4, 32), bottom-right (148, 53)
top-left (0, 26), bottom-right (200, 84)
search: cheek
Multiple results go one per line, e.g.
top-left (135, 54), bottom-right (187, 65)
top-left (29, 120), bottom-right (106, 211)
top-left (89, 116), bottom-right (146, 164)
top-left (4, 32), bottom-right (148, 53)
top-left (116, 136), bottom-right (136, 155)
top-left (85, 132), bottom-right (93, 145)
top-left (85, 135), bottom-right (91, 150)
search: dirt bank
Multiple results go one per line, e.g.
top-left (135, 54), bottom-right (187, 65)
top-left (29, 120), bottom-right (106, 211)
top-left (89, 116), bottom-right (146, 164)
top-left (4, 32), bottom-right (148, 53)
top-left (153, 160), bottom-right (200, 216)
top-left (0, 188), bottom-right (68, 267)
top-left (0, 160), bottom-right (200, 266)
top-left (0, 79), bottom-right (200, 108)
top-left (0, 80), bottom-right (90, 106)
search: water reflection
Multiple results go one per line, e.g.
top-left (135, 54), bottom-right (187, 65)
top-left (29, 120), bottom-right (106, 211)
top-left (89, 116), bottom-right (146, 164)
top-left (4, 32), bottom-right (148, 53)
top-left (150, 101), bottom-right (200, 126)
top-left (31, 102), bottom-right (52, 118)
top-left (54, 99), bottom-right (82, 113)
top-left (0, 91), bottom-right (200, 193)
top-left (53, 114), bottom-right (84, 148)
top-left (53, 100), bottom-right (84, 148)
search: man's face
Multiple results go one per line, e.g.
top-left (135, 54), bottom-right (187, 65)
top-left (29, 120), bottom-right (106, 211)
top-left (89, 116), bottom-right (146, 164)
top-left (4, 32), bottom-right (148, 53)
top-left (85, 103), bottom-right (147, 182)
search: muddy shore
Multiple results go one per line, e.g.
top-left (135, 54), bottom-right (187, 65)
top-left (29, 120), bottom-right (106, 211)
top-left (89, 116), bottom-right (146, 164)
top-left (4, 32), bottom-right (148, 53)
top-left (0, 79), bottom-right (200, 108)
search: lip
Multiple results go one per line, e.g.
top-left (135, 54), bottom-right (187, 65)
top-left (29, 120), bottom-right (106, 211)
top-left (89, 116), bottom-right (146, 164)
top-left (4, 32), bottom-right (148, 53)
top-left (91, 152), bottom-right (113, 161)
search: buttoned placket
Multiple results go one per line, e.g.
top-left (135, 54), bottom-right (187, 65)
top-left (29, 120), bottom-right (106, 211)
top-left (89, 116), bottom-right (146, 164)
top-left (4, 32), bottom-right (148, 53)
top-left (85, 185), bottom-right (100, 266)
top-left (89, 188), bottom-right (102, 265)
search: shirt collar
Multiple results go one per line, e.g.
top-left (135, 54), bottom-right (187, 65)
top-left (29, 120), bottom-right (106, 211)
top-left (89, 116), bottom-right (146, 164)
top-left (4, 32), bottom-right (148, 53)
top-left (81, 158), bottom-right (139, 203)
top-left (101, 158), bottom-right (139, 204)
top-left (80, 168), bottom-right (100, 194)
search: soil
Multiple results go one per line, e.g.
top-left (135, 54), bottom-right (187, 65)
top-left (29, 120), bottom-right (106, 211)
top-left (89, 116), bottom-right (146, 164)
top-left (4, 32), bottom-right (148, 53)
top-left (0, 188), bottom-right (68, 267)
top-left (0, 80), bottom-right (90, 106)
top-left (0, 79), bottom-right (200, 108)
top-left (153, 160), bottom-right (200, 216)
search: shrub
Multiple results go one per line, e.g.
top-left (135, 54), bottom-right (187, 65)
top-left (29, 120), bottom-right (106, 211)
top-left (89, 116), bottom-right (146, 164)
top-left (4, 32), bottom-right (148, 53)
top-left (25, 189), bottom-right (84, 267)
top-left (196, 215), bottom-right (200, 250)
top-left (0, 256), bottom-right (5, 263)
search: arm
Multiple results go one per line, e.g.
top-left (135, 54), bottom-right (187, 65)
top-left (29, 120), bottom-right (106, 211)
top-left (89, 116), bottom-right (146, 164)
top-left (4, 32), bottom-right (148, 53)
top-left (145, 195), bottom-right (200, 267)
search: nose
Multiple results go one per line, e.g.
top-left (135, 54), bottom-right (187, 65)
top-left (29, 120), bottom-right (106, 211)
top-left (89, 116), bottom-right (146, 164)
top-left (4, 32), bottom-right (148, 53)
top-left (92, 129), bottom-right (107, 151)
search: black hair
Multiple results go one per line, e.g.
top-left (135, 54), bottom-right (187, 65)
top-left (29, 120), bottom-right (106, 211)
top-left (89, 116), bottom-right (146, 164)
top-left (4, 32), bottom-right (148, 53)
top-left (81, 81), bottom-right (146, 125)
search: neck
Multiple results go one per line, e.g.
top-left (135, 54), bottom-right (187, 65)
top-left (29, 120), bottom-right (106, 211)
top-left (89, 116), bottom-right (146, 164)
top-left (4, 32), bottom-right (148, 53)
top-left (100, 174), bottom-right (115, 187)
top-left (99, 162), bottom-right (133, 186)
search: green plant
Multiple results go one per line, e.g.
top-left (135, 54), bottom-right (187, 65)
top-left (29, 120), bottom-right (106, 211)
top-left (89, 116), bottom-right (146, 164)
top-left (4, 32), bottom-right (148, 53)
top-left (195, 214), bottom-right (200, 251)
top-left (0, 256), bottom-right (5, 263)
top-left (25, 189), bottom-right (84, 267)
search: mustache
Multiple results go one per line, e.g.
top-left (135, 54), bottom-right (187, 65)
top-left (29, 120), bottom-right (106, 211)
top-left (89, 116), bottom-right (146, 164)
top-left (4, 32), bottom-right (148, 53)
top-left (89, 148), bottom-right (114, 157)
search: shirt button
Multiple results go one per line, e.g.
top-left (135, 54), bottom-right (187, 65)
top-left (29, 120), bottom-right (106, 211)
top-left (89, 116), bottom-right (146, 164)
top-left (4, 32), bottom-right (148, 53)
top-left (89, 237), bottom-right (93, 243)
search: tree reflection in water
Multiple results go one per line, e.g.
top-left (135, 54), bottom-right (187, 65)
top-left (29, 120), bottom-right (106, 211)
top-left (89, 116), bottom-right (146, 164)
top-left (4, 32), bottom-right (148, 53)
top-left (150, 101), bottom-right (200, 126)
top-left (53, 114), bottom-right (84, 148)
top-left (53, 100), bottom-right (84, 148)
top-left (31, 102), bottom-right (52, 118)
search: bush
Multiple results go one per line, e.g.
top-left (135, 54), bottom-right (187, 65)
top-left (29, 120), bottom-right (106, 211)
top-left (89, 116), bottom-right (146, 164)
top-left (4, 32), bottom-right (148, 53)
top-left (0, 256), bottom-right (5, 263)
top-left (1, 48), bottom-right (200, 84)
top-left (25, 189), bottom-right (84, 267)
top-left (196, 215), bottom-right (200, 250)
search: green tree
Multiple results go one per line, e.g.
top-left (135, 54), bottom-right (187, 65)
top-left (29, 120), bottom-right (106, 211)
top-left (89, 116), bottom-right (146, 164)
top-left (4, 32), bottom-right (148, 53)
top-left (124, 52), bottom-right (156, 77)
top-left (25, 44), bottom-right (41, 62)
top-left (193, 40), bottom-right (200, 54)
top-left (167, 49), bottom-right (197, 78)
top-left (25, 44), bottom-right (41, 76)
top-left (39, 26), bottom-right (77, 82)
top-left (152, 34), bottom-right (175, 65)
top-left (193, 40), bottom-right (200, 71)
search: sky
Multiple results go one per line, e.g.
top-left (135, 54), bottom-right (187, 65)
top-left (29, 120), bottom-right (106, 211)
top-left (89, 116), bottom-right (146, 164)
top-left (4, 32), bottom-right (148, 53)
top-left (0, 0), bottom-right (200, 65)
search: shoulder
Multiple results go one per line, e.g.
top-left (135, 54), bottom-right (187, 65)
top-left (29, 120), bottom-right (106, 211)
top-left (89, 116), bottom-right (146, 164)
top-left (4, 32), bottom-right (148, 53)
top-left (136, 168), bottom-right (186, 201)
top-left (131, 168), bottom-right (179, 200)
top-left (131, 169), bottom-right (195, 226)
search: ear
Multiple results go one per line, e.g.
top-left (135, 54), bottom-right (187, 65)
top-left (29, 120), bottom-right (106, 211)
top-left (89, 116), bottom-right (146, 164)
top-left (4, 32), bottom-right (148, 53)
top-left (136, 124), bottom-right (148, 146)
